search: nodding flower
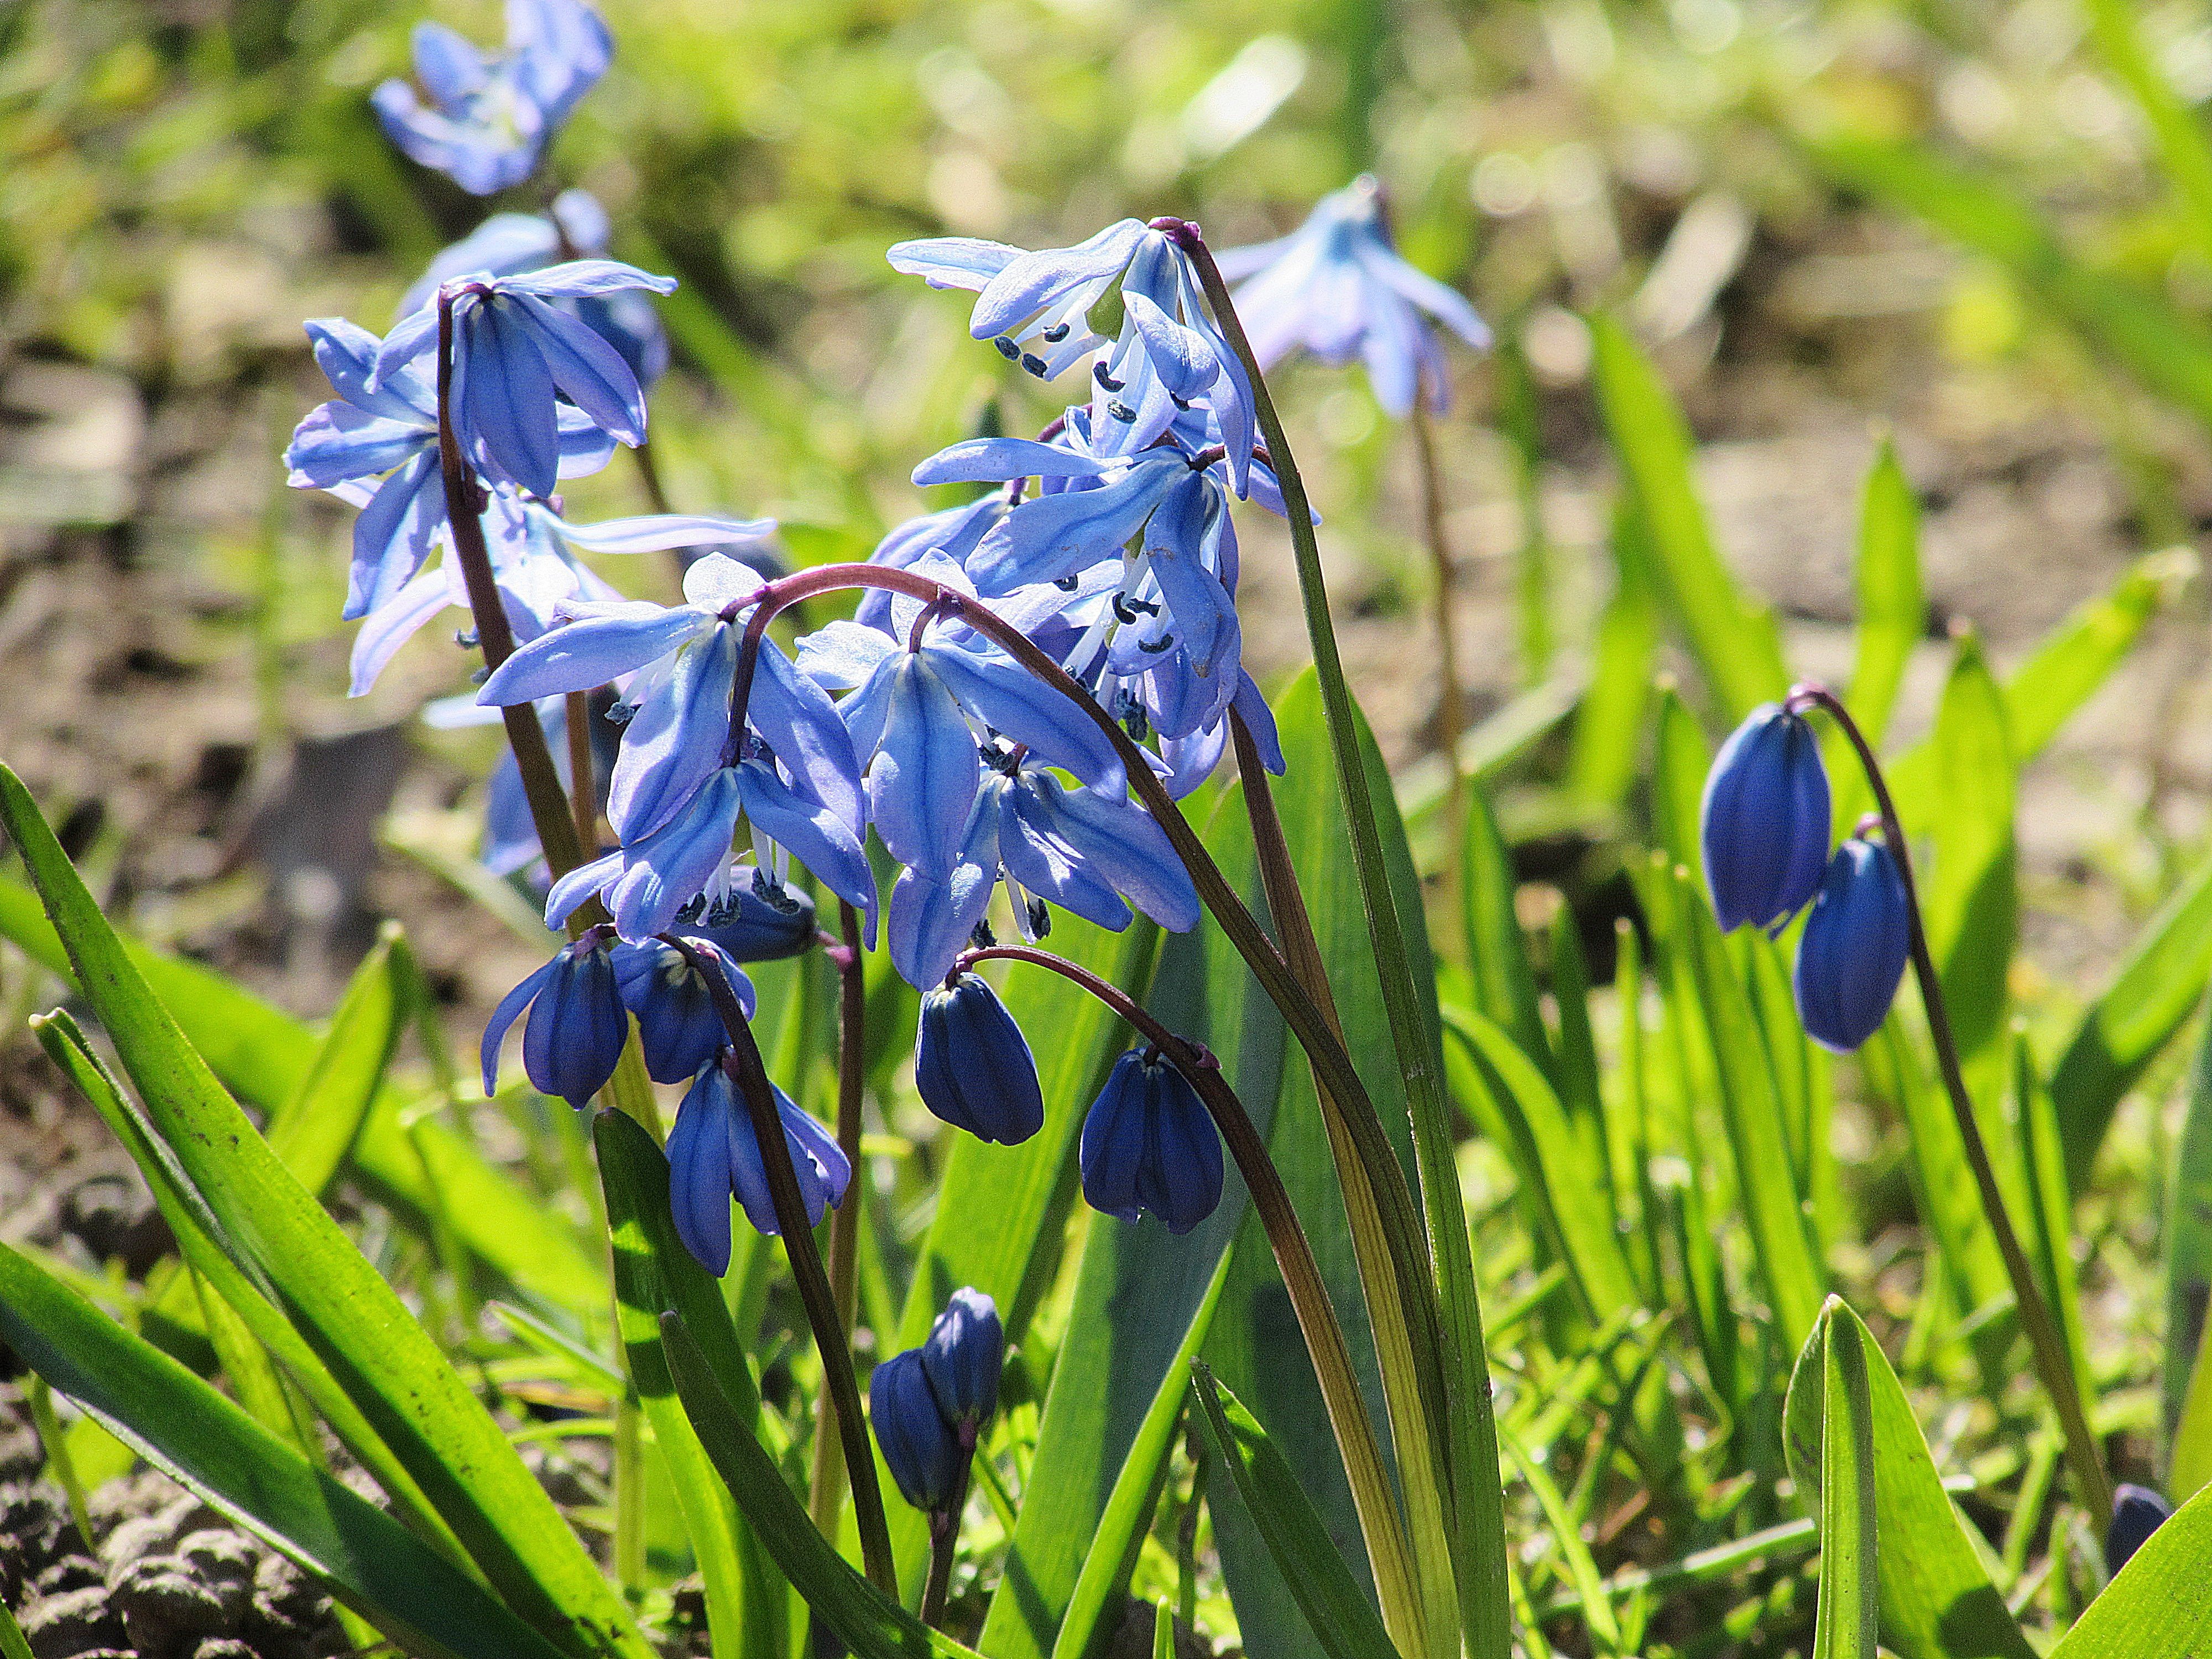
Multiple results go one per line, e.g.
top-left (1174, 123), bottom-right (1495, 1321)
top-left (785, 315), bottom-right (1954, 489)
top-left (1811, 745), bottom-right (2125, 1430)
top-left (1792, 837), bottom-right (1912, 1052)
top-left (914, 974), bottom-right (1045, 1146)
top-left (610, 933), bottom-right (755, 1084)
top-left (481, 928), bottom-right (629, 1108)
top-left (1079, 1048), bottom-right (1225, 1235)
top-left (871, 1287), bottom-right (1004, 1515)
top-left (2105, 1483), bottom-right (2173, 1578)
top-left (1699, 702), bottom-right (1832, 934)
top-left (920, 1287), bottom-right (1004, 1442)
top-left (664, 1059), bottom-right (849, 1276)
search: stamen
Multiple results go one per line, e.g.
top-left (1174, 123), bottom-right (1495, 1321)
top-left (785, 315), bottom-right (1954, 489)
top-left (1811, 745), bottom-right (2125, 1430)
top-left (1042, 323), bottom-right (1071, 343)
top-left (1138, 632), bottom-right (1176, 654)
top-left (1021, 354), bottom-right (1049, 377)
top-left (1107, 400), bottom-right (1138, 423)
top-left (1093, 362), bottom-right (1125, 393)
top-left (994, 337), bottom-right (1020, 360)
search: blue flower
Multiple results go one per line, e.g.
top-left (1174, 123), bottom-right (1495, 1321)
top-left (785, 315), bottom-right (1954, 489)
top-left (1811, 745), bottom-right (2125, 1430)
top-left (665, 1059), bottom-right (849, 1275)
top-left (372, 0), bottom-right (612, 195)
top-left (852, 490), bottom-right (1015, 635)
top-left (914, 974), bottom-right (1044, 1144)
top-left (611, 933), bottom-right (756, 1084)
top-left (371, 260), bottom-right (676, 500)
top-left (1214, 176), bottom-right (1490, 418)
top-left (542, 759), bottom-right (878, 946)
top-left (1079, 1048), bottom-right (1224, 1235)
top-left (888, 218), bottom-right (1256, 496)
top-left (481, 929), bottom-right (629, 1108)
top-left (1700, 702), bottom-right (1832, 933)
top-left (2106, 1483), bottom-right (2173, 1577)
top-left (285, 318), bottom-right (613, 620)
top-left (673, 862), bottom-right (821, 961)
top-left (1792, 837), bottom-right (1911, 1052)
top-left (479, 550), bottom-right (859, 849)
top-left (920, 1287), bottom-right (1003, 1439)
top-left (869, 1348), bottom-right (963, 1514)
top-left (399, 190), bottom-right (670, 392)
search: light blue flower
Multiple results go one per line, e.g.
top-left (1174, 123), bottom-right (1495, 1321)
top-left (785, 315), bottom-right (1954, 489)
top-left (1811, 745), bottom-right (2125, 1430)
top-left (372, 0), bottom-right (612, 195)
top-left (1215, 176), bottom-right (1490, 417)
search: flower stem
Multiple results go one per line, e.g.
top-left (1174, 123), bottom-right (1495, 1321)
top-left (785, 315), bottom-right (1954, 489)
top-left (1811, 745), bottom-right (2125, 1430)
top-left (1408, 401), bottom-right (1469, 847)
top-left (953, 942), bottom-right (1425, 1657)
top-left (1791, 682), bottom-right (2112, 1519)
top-left (920, 1468), bottom-right (971, 1631)
top-left (660, 933), bottom-right (900, 1599)
top-left (807, 902), bottom-right (869, 1542)
top-left (564, 690), bottom-right (598, 858)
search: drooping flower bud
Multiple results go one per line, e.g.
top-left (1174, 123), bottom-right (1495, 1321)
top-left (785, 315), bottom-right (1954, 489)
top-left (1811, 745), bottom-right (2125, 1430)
top-left (915, 975), bottom-right (1046, 1145)
top-left (1792, 837), bottom-right (1912, 1052)
top-left (481, 931), bottom-right (629, 1108)
top-left (2106, 1483), bottom-right (2173, 1578)
top-left (1700, 702), bottom-right (1831, 933)
top-left (665, 1061), bottom-right (850, 1275)
top-left (920, 1287), bottom-right (1004, 1439)
top-left (870, 1348), bottom-right (963, 1514)
top-left (1079, 1048), bottom-right (1224, 1235)
top-left (683, 864), bottom-right (819, 961)
top-left (611, 935), bottom-right (755, 1084)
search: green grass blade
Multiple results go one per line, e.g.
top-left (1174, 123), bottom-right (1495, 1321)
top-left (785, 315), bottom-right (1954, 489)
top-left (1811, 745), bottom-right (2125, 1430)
top-left (1496, 1418), bottom-right (1621, 1655)
top-left (263, 923), bottom-right (404, 1197)
top-left (1589, 314), bottom-right (1790, 723)
top-left (1460, 780), bottom-right (1551, 1072)
top-left (1845, 438), bottom-right (1923, 749)
top-left (0, 874), bottom-right (606, 1316)
top-left (0, 765), bottom-right (646, 1659)
top-left (2053, 858), bottom-right (2212, 1191)
top-left (2166, 996), bottom-right (2212, 1499)
top-left (660, 1312), bottom-right (986, 1659)
top-left (1568, 495), bottom-right (1662, 809)
top-left (0, 1241), bottom-right (570, 1659)
top-left (2015, 1039), bottom-right (2094, 1437)
top-left (596, 1109), bottom-right (776, 1659)
top-left (1783, 1299), bottom-right (2034, 1659)
top-left (2049, 1481), bottom-right (2212, 1655)
top-left (1809, 1305), bottom-right (1877, 1659)
top-left (2082, 0), bottom-right (2212, 269)
top-left (1190, 1364), bottom-right (1400, 1659)
top-left (1651, 689), bottom-right (1711, 879)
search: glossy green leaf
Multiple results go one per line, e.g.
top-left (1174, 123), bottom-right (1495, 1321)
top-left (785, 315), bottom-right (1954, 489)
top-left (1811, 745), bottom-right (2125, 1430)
top-left (1496, 1417), bottom-right (1620, 1655)
top-left (0, 875), bottom-right (606, 1316)
top-left (1460, 780), bottom-right (1549, 1073)
top-left (1650, 688), bottom-right (1711, 883)
top-left (2048, 1481), bottom-right (2212, 1655)
top-left (1189, 1364), bottom-right (1399, 1659)
top-left (2053, 857), bottom-right (2212, 1191)
top-left (0, 765), bottom-right (646, 1659)
top-left (2014, 1039), bottom-right (2094, 1434)
top-left (0, 1240), bottom-right (569, 1659)
top-left (660, 1312), bottom-right (987, 1659)
top-left (1783, 1298), bottom-right (2034, 1659)
top-left (1846, 438), bottom-right (1923, 749)
top-left (1569, 494), bottom-right (1662, 809)
top-left (263, 924), bottom-right (404, 1198)
top-left (2083, 0), bottom-right (2212, 269)
top-left (1589, 313), bottom-right (1790, 723)
top-left (1808, 1303), bottom-right (1877, 1659)
top-left (2166, 997), bottom-right (2212, 1500)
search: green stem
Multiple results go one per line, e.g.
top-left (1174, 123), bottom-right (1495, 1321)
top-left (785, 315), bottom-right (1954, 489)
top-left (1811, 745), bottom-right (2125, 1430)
top-left (1408, 401), bottom-right (1469, 843)
top-left (920, 1461), bottom-right (971, 1631)
top-left (1794, 683), bottom-right (2112, 1520)
top-left (808, 905), bottom-right (869, 1541)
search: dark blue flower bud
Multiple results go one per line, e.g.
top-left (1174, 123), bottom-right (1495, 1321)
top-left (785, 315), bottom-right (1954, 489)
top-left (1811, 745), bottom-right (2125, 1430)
top-left (915, 975), bottom-right (1046, 1145)
top-left (920, 1287), bottom-right (1003, 1436)
top-left (1079, 1048), bottom-right (1224, 1235)
top-left (481, 932), bottom-right (628, 1109)
top-left (1792, 837), bottom-right (1911, 1052)
top-left (870, 1348), bottom-right (963, 1514)
top-left (665, 1061), bottom-right (850, 1276)
top-left (1700, 702), bottom-right (1831, 932)
top-left (2106, 1482), bottom-right (2173, 1577)
top-left (678, 864), bottom-right (819, 961)
top-left (611, 935), bottom-right (757, 1084)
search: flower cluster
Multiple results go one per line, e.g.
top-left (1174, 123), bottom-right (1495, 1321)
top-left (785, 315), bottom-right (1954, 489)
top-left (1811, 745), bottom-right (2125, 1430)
top-left (1699, 700), bottom-right (1912, 1050)
top-left (871, 1287), bottom-right (1004, 1518)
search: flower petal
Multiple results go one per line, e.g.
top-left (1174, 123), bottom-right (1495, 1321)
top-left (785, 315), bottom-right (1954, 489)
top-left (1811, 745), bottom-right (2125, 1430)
top-left (911, 437), bottom-right (1114, 487)
top-left (870, 654), bottom-right (980, 882)
top-left (970, 220), bottom-right (1147, 340)
top-left (887, 236), bottom-right (1022, 291)
top-left (924, 643), bottom-right (1124, 796)
top-left (479, 604), bottom-right (705, 705)
top-left (508, 289), bottom-right (650, 445)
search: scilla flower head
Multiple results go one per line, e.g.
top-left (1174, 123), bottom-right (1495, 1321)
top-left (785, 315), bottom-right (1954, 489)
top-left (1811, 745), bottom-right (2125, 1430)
top-left (665, 1058), bottom-right (849, 1275)
top-left (1792, 836), bottom-right (1911, 1052)
top-left (481, 928), bottom-right (628, 1108)
top-left (914, 973), bottom-right (1045, 1145)
top-left (1080, 1047), bottom-right (1224, 1235)
top-left (1700, 702), bottom-right (1832, 933)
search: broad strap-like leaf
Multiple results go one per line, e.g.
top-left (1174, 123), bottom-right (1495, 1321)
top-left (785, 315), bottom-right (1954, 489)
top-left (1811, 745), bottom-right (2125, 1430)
top-left (0, 765), bottom-right (648, 1659)
top-left (264, 924), bottom-right (404, 1195)
top-left (1189, 1364), bottom-right (1399, 1659)
top-left (2166, 996), bottom-right (2212, 1501)
top-left (1809, 1302), bottom-right (1878, 1659)
top-left (1844, 438), bottom-right (1923, 749)
top-left (2049, 1481), bottom-right (2212, 1656)
top-left (0, 1241), bottom-right (570, 1659)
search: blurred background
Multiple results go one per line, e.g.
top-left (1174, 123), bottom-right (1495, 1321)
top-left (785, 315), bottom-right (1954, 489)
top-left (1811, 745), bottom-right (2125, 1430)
top-left (3, 0), bottom-right (2211, 1331)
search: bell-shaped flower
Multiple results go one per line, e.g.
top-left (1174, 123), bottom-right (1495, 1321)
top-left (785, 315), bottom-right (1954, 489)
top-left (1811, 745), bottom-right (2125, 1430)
top-left (671, 861), bottom-right (821, 960)
top-left (481, 928), bottom-right (628, 1108)
top-left (2106, 1484), bottom-right (2173, 1577)
top-left (544, 759), bottom-right (878, 946)
top-left (665, 1059), bottom-right (849, 1275)
top-left (869, 1348), bottom-right (964, 1515)
top-left (914, 974), bottom-right (1044, 1145)
top-left (285, 318), bottom-right (613, 621)
top-left (371, 0), bottom-right (611, 195)
top-left (399, 190), bottom-right (669, 392)
top-left (920, 1287), bottom-right (1003, 1440)
top-left (480, 549), bottom-right (859, 848)
top-left (611, 933), bottom-right (756, 1084)
top-left (1079, 1048), bottom-right (1224, 1235)
top-left (852, 489), bottom-right (1015, 634)
top-left (1700, 702), bottom-right (1832, 933)
top-left (1792, 837), bottom-right (1911, 1052)
top-left (1214, 176), bottom-right (1490, 418)
top-left (369, 260), bottom-right (675, 500)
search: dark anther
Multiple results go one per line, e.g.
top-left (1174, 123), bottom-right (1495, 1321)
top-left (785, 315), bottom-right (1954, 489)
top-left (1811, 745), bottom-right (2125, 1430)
top-left (1054, 574), bottom-right (1081, 592)
top-left (1170, 393), bottom-right (1192, 410)
top-left (455, 629), bottom-right (480, 650)
top-left (969, 917), bottom-right (998, 950)
top-left (468, 666), bottom-right (489, 685)
top-left (1026, 898), bottom-right (1051, 938)
top-left (1112, 593), bottom-right (1161, 624)
top-left (607, 701), bottom-right (638, 726)
top-left (1093, 362), bottom-right (1124, 393)
top-left (1107, 399), bottom-right (1137, 423)
top-left (1123, 704), bottom-right (1151, 743)
top-left (1138, 632), bottom-right (1176, 654)
top-left (993, 337), bottom-right (1020, 360)
top-left (1021, 354), bottom-right (1049, 377)
top-left (1042, 322), bottom-right (1071, 343)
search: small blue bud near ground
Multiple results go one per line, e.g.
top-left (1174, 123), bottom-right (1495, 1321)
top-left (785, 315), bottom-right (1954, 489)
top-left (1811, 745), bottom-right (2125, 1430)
top-left (1080, 1047), bottom-right (1225, 1234)
top-left (1700, 701), bottom-right (1832, 933)
top-left (920, 1286), bottom-right (1004, 1438)
top-left (1793, 837), bottom-right (1912, 1052)
top-left (2105, 1482), bottom-right (2174, 1577)
top-left (914, 974), bottom-right (1046, 1145)
top-left (480, 929), bottom-right (629, 1108)
top-left (869, 1348), bottom-right (964, 1514)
